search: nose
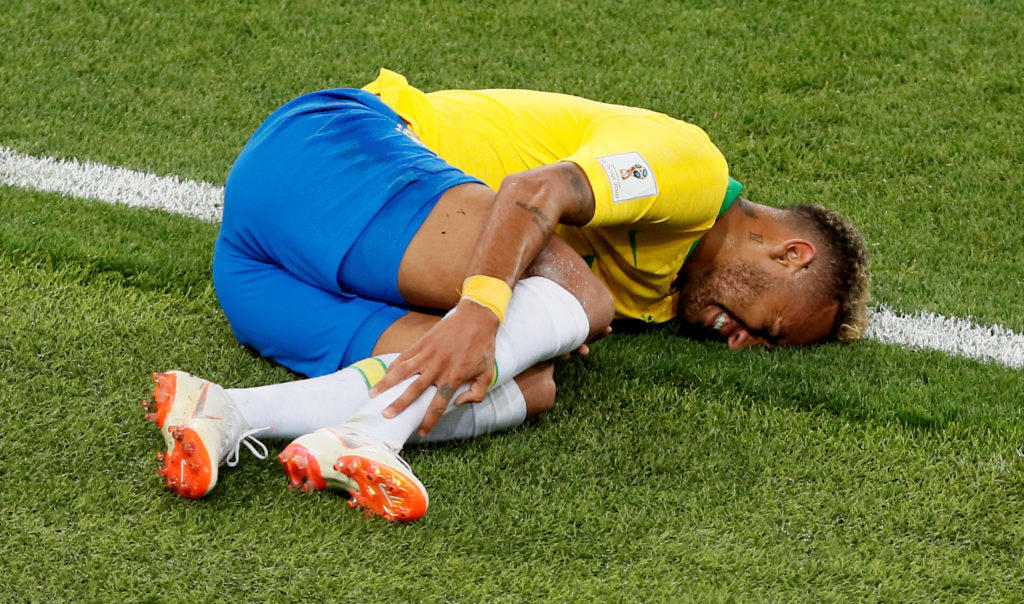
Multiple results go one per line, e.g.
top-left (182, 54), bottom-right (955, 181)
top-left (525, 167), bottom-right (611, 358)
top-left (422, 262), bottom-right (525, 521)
top-left (727, 328), bottom-right (765, 350)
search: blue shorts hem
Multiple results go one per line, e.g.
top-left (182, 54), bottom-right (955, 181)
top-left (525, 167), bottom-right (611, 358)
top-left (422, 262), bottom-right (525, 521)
top-left (342, 304), bottom-right (409, 366)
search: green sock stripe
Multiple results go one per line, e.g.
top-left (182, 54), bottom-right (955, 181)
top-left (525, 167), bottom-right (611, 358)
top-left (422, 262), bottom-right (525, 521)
top-left (353, 366), bottom-right (371, 390)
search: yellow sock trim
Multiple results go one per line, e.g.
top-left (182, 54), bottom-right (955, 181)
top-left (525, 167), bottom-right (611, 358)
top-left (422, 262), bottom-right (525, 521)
top-left (350, 356), bottom-right (388, 390)
top-left (460, 275), bottom-right (512, 323)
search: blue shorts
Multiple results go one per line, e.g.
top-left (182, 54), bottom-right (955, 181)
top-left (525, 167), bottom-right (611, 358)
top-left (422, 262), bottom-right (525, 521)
top-left (213, 88), bottom-right (482, 377)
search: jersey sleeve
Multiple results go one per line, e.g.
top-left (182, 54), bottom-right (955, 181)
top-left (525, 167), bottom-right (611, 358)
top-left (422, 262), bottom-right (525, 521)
top-left (561, 114), bottom-right (731, 229)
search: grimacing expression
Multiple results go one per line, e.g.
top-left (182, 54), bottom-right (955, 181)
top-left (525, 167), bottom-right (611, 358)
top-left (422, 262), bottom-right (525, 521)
top-left (676, 261), bottom-right (837, 349)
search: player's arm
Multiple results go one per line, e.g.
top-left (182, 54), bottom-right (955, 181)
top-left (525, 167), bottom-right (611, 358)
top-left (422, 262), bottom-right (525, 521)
top-left (370, 162), bottom-right (597, 433)
top-left (467, 161), bottom-right (596, 279)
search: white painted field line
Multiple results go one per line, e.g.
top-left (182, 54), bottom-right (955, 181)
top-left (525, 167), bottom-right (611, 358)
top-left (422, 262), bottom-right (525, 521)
top-left (0, 145), bottom-right (223, 222)
top-left (866, 306), bottom-right (1023, 369)
top-left (2, 145), bottom-right (1022, 368)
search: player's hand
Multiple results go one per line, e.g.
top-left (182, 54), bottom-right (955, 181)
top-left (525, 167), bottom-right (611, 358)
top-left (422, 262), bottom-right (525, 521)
top-left (371, 299), bottom-right (498, 437)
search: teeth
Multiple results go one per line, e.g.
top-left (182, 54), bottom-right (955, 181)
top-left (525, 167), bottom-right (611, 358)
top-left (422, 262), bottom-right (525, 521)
top-left (713, 312), bottom-right (727, 331)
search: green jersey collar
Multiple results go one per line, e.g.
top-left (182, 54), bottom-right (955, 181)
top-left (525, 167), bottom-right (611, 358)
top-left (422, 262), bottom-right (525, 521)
top-left (685, 177), bottom-right (743, 263)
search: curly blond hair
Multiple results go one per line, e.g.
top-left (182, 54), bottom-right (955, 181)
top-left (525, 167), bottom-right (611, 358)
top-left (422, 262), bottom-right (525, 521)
top-left (784, 205), bottom-right (871, 341)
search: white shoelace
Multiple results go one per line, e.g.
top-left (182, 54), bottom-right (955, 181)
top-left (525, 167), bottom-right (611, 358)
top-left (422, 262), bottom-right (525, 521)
top-left (226, 426), bottom-right (271, 467)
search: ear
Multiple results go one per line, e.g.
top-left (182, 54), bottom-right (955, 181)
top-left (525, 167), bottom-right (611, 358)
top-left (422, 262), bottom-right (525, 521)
top-left (769, 239), bottom-right (815, 271)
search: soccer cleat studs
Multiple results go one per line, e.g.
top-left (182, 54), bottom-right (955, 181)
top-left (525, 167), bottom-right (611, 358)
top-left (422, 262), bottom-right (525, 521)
top-left (278, 443), bottom-right (327, 493)
top-left (278, 428), bottom-right (427, 521)
top-left (144, 371), bottom-right (177, 429)
top-left (156, 425), bottom-right (215, 499)
top-left (143, 370), bottom-right (268, 500)
top-left (333, 455), bottom-right (428, 523)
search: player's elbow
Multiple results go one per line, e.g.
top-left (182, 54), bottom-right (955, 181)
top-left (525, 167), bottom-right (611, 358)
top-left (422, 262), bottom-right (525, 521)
top-left (497, 172), bottom-right (545, 206)
top-left (498, 168), bottom-right (574, 224)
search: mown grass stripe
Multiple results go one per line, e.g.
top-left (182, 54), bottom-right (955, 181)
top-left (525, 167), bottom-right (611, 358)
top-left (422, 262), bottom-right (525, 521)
top-left (3, 145), bottom-right (1021, 369)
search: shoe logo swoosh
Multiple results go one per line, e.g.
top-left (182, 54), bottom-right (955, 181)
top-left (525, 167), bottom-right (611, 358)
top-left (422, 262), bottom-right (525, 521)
top-left (192, 383), bottom-right (222, 421)
top-left (326, 428), bottom-right (362, 450)
top-left (339, 436), bottom-right (362, 449)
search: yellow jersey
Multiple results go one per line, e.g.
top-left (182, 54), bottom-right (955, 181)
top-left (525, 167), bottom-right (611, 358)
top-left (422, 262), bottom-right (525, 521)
top-left (364, 69), bottom-right (742, 322)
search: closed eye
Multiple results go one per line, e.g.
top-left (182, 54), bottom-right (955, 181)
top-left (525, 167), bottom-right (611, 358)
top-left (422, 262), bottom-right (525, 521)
top-left (749, 327), bottom-right (781, 348)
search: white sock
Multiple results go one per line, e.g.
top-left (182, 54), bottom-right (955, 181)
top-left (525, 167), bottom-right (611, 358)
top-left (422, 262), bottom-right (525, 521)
top-left (229, 355), bottom-right (526, 443)
top-left (490, 276), bottom-right (590, 385)
top-left (406, 379), bottom-right (528, 444)
top-left (343, 276), bottom-right (588, 449)
top-left (228, 353), bottom-right (399, 439)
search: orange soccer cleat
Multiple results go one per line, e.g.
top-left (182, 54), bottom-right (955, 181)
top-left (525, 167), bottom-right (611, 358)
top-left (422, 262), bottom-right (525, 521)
top-left (144, 371), bottom-right (268, 499)
top-left (279, 427), bottom-right (428, 522)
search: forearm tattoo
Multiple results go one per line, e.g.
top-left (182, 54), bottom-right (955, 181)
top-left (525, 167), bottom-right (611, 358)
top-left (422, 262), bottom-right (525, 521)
top-left (514, 200), bottom-right (553, 237)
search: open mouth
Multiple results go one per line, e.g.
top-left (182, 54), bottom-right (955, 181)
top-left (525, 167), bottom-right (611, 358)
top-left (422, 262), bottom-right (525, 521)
top-left (704, 305), bottom-right (755, 349)
top-left (705, 305), bottom-right (735, 334)
top-left (680, 304), bottom-right (750, 347)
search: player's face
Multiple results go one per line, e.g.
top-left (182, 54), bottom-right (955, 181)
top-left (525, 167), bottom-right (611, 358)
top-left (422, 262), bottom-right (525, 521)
top-left (676, 261), bottom-right (838, 349)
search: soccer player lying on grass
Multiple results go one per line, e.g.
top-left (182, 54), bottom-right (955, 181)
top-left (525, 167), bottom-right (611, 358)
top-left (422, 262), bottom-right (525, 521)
top-left (141, 69), bottom-right (870, 522)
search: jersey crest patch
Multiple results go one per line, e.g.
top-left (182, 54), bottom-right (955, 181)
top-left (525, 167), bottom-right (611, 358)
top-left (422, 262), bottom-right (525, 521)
top-left (595, 152), bottom-right (658, 203)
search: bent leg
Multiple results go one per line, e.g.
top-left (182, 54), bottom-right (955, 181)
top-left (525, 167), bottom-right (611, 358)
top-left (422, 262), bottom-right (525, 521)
top-left (517, 362), bottom-right (557, 417)
top-left (224, 307), bottom-right (557, 439)
top-left (230, 351), bottom-right (556, 442)
top-left (409, 361), bottom-right (557, 444)
top-left (375, 312), bottom-right (557, 418)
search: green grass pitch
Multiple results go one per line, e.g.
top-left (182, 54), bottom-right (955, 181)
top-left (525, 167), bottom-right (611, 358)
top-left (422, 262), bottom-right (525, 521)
top-left (1, 0), bottom-right (1022, 599)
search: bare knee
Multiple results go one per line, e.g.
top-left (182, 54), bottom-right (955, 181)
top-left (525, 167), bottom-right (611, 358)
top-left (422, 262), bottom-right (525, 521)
top-left (515, 362), bottom-right (557, 417)
top-left (371, 311), bottom-right (441, 355)
top-left (525, 235), bottom-right (615, 340)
